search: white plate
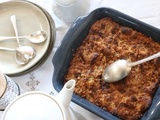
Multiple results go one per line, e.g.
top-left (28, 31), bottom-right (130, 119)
top-left (0, 1), bottom-right (51, 75)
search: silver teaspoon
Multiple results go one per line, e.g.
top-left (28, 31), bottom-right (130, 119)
top-left (102, 52), bottom-right (160, 82)
top-left (0, 46), bottom-right (34, 65)
top-left (10, 15), bottom-right (36, 60)
top-left (0, 30), bottom-right (47, 43)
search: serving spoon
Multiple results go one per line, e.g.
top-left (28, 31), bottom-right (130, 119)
top-left (10, 15), bottom-right (36, 64)
top-left (102, 52), bottom-right (160, 82)
top-left (0, 30), bottom-right (47, 43)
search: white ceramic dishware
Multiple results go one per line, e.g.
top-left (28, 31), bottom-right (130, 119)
top-left (1, 80), bottom-right (86, 120)
top-left (0, 1), bottom-right (55, 76)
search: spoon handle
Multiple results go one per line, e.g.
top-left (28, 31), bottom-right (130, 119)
top-left (129, 52), bottom-right (160, 67)
top-left (0, 47), bottom-right (16, 52)
top-left (10, 15), bottom-right (21, 47)
top-left (0, 36), bottom-right (28, 41)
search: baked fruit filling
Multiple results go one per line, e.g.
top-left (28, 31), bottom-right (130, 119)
top-left (65, 18), bottom-right (160, 120)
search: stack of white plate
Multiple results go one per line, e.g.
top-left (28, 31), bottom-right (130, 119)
top-left (0, 1), bottom-right (55, 76)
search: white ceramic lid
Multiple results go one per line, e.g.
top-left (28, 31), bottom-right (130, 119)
top-left (1, 92), bottom-right (64, 120)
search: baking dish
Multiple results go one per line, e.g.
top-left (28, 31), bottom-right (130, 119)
top-left (52, 7), bottom-right (160, 120)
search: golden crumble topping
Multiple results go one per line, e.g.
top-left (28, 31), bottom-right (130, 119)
top-left (65, 18), bottom-right (160, 120)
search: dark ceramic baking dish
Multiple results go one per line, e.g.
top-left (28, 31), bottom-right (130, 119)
top-left (52, 7), bottom-right (160, 120)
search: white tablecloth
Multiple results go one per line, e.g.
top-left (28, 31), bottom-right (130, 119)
top-left (0, 0), bottom-right (160, 119)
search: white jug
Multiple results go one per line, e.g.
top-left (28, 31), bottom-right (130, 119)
top-left (52, 0), bottom-right (90, 22)
top-left (1, 79), bottom-right (84, 120)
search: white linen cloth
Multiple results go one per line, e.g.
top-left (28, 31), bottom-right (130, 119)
top-left (0, 0), bottom-right (160, 119)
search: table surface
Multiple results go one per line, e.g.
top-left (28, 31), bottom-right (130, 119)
top-left (0, 0), bottom-right (160, 119)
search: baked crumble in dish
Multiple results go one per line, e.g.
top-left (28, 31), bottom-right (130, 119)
top-left (65, 18), bottom-right (160, 120)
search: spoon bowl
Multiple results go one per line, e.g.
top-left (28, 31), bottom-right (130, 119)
top-left (0, 30), bottom-right (47, 44)
top-left (16, 46), bottom-right (36, 59)
top-left (102, 52), bottom-right (160, 82)
top-left (102, 60), bottom-right (131, 82)
top-left (27, 30), bottom-right (47, 43)
top-left (16, 46), bottom-right (36, 65)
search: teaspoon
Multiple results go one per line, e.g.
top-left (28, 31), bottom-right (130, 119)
top-left (0, 46), bottom-right (32, 65)
top-left (10, 15), bottom-right (36, 61)
top-left (102, 52), bottom-right (160, 82)
top-left (0, 30), bottom-right (47, 43)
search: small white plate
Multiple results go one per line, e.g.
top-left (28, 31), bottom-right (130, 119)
top-left (0, 1), bottom-right (52, 75)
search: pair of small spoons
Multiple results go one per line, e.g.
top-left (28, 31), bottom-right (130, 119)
top-left (0, 15), bottom-right (47, 65)
top-left (102, 52), bottom-right (160, 82)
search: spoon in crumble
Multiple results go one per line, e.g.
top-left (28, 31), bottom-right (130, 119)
top-left (102, 52), bottom-right (160, 82)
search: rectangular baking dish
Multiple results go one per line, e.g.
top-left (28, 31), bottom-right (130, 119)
top-left (52, 7), bottom-right (160, 120)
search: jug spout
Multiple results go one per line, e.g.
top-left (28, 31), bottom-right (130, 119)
top-left (56, 79), bottom-right (76, 107)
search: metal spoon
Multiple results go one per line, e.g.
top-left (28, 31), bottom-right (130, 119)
top-left (10, 15), bottom-right (36, 61)
top-left (0, 46), bottom-right (31, 65)
top-left (102, 52), bottom-right (160, 82)
top-left (0, 30), bottom-right (47, 43)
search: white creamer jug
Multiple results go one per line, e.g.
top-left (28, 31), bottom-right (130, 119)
top-left (52, 0), bottom-right (90, 22)
top-left (1, 79), bottom-right (84, 120)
